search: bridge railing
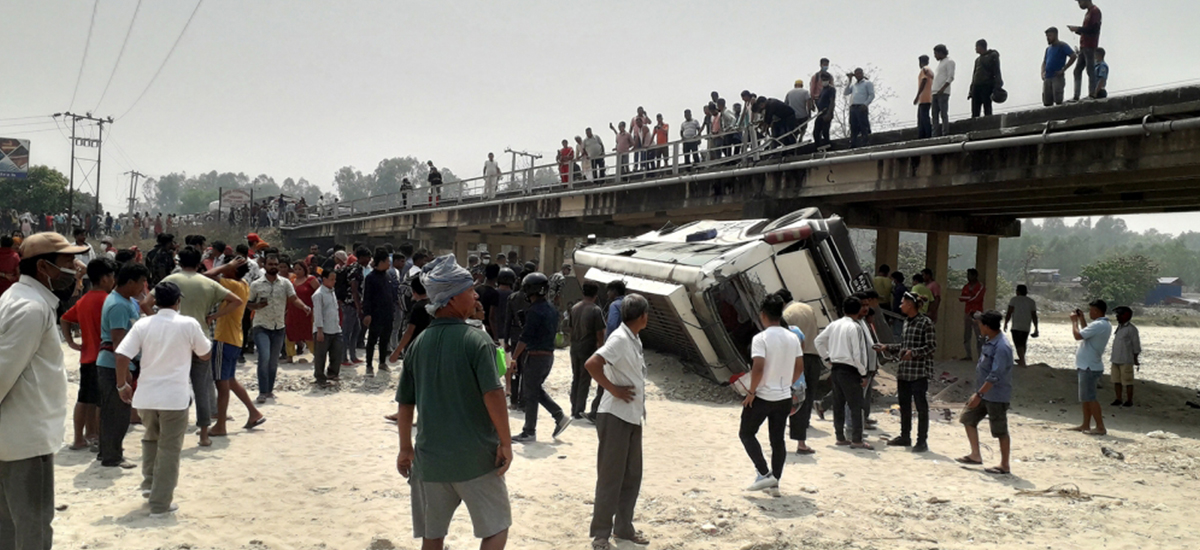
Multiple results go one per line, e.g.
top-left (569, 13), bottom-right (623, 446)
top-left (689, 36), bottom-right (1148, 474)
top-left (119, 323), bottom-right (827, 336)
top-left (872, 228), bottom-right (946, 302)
top-left (290, 121), bottom-right (811, 226)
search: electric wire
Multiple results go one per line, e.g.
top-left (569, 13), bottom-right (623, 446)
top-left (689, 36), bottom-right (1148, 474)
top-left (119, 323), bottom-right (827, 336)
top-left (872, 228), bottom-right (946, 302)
top-left (94, 0), bottom-right (144, 112)
top-left (68, 0), bottom-right (100, 110)
top-left (116, 0), bottom-right (204, 120)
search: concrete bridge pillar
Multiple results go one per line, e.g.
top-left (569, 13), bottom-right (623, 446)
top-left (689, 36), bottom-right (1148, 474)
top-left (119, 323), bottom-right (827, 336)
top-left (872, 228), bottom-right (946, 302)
top-left (875, 228), bottom-right (900, 272)
top-left (539, 234), bottom-right (565, 274)
top-left (925, 232), bottom-right (957, 361)
top-left (975, 236), bottom-right (1000, 312)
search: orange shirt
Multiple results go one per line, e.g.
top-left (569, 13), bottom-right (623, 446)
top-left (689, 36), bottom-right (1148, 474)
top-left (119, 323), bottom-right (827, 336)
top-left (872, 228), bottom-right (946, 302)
top-left (653, 123), bottom-right (669, 145)
top-left (918, 67), bottom-right (935, 104)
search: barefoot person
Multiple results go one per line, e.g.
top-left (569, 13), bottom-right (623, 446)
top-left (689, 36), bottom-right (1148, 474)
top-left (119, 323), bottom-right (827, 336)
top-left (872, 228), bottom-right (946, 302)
top-left (396, 255), bottom-right (512, 549)
top-left (115, 282), bottom-right (213, 517)
top-left (160, 245), bottom-right (245, 446)
top-left (958, 311), bottom-right (1014, 475)
top-left (584, 294), bottom-right (652, 550)
top-left (813, 296), bottom-right (877, 451)
top-left (61, 258), bottom-right (119, 453)
top-left (740, 294), bottom-right (804, 492)
top-left (203, 257), bottom-right (265, 434)
top-left (1070, 300), bottom-right (1111, 435)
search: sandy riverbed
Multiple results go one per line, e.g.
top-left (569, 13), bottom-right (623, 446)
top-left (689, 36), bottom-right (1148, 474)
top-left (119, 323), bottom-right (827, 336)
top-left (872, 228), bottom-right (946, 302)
top-left (49, 322), bottom-right (1200, 550)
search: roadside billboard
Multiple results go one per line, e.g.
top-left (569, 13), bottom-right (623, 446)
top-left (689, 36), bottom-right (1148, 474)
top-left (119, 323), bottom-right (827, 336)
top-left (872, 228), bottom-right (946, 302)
top-left (220, 188), bottom-right (252, 207)
top-left (0, 138), bottom-right (30, 178)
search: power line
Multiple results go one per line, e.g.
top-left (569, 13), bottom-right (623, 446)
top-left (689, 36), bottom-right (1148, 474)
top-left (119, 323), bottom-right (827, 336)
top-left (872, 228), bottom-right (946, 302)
top-left (94, 0), bottom-right (144, 112)
top-left (0, 115), bottom-right (51, 122)
top-left (68, 0), bottom-right (100, 110)
top-left (116, 0), bottom-right (205, 120)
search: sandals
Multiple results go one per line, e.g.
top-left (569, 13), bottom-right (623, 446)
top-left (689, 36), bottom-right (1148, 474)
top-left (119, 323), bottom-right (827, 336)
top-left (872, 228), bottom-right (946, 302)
top-left (244, 417), bottom-right (267, 430)
top-left (849, 442), bottom-right (874, 450)
top-left (984, 467), bottom-right (1010, 475)
top-left (955, 456), bottom-right (983, 465)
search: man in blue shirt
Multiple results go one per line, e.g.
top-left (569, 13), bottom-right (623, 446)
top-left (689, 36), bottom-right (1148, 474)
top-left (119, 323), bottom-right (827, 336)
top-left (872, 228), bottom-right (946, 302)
top-left (510, 272), bottom-right (571, 443)
top-left (1042, 27), bottom-right (1078, 106)
top-left (958, 311), bottom-right (1014, 474)
top-left (587, 281), bottom-right (627, 422)
top-left (96, 263), bottom-right (150, 468)
top-left (1071, 299), bottom-right (1112, 435)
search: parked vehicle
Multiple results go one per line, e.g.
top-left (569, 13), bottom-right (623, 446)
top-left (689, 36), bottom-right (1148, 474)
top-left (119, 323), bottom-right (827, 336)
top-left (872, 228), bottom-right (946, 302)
top-left (572, 208), bottom-right (872, 382)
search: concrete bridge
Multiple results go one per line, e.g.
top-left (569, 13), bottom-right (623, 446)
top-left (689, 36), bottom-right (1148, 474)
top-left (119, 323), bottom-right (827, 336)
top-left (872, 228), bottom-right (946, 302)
top-left (283, 86), bottom-right (1200, 359)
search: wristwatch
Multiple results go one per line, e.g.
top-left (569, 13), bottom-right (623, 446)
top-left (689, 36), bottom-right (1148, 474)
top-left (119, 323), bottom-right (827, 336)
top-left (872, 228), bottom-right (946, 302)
top-left (117, 383), bottom-right (131, 392)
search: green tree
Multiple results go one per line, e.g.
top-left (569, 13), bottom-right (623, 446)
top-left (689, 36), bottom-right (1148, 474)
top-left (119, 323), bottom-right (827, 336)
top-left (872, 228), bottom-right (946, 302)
top-left (1079, 254), bottom-right (1158, 307)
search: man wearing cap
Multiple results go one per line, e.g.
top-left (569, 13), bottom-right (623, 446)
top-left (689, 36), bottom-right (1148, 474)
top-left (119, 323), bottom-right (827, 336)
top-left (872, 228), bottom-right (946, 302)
top-left (396, 255), bottom-right (512, 548)
top-left (0, 233), bottom-right (84, 548)
top-left (1070, 299), bottom-right (1112, 435)
top-left (784, 79), bottom-right (813, 142)
top-left (100, 236), bottom-right (116, 259)
top-left (115, 282), bottom-right (213, 517)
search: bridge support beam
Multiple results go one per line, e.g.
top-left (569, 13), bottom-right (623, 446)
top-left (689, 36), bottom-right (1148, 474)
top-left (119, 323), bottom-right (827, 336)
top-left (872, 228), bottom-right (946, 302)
top-left (875, 229), bottom-right (900, 273)
top-left (539, 234), bottom-right (566, 274)
top-left (975, 236), bottom-right (1000, 312)
top-left (925, 232), bottom-right (957, 361)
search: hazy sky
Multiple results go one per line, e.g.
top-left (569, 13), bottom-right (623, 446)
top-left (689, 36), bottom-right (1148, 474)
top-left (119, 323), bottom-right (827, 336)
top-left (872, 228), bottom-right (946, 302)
top-left (3, 0), bottom-right (1199, 235)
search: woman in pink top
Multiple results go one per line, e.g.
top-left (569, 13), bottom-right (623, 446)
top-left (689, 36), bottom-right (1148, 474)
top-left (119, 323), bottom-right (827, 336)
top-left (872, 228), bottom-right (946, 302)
top-left (556, 140), bottom-right (574, 184)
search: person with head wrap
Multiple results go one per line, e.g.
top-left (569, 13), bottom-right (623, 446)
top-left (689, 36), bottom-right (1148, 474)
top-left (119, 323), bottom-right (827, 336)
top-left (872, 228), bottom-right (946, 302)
top-left (394, 254), bottom-right (513, 547)
top-left (875, 292), bottom-right (937, 453)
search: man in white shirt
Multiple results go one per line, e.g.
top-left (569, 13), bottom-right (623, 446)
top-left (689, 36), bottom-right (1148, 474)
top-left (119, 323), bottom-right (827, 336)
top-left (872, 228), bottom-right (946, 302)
top-left (583, 128), bottom-right (606, 181)
top-left (584, 294), bottom-right (651, 550)
top-left (931, 44), bottom-right (956, 137)
top-left (483, 153), bottom-right (502, 199)
top-left (814, 296), bottom-right (877, 450)
top-left (115, 282), bottom-right (212, 517)
top-left (740, 295), bottom-right (804, 492)
top-left (679, 110), bottom-right (703, 166)
top-left (0, 233), bottom-right (84, 549)
top-left (843, 68), bottom-right (876, 148)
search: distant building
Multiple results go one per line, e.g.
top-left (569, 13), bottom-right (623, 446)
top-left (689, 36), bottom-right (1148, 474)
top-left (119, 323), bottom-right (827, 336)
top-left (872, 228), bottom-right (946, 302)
top-left (1027, 268), bottom-right (1061, 284)
top-left (1145, 277), bottom-right (1185, 305)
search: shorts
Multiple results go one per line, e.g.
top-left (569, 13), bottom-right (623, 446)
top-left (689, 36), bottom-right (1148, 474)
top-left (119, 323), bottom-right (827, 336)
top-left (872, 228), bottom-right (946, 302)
top-left (960, 399), bottom-right (1009, 438)
top-left (77, 362), bottom-right (101, 405)
top-left (1111, 363), bottom-right (1135, 386)
top-left (1078, 369), bottom-right (1102, 402)
top-left (410, 471), bottom-right (511, 540)
top-left (212, 342), bottom-right (242, 381)
top-left (1010, 330), bottom-right (1030, 349)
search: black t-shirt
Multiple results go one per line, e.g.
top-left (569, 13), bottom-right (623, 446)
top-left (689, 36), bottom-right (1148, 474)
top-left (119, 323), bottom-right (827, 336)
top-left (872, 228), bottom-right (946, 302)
top-left (476, 284), bottom-right (499, 330)
top-left (408, 299), bottom-right (432, 341)
top-left (817, 86), bottom-right (837, 115)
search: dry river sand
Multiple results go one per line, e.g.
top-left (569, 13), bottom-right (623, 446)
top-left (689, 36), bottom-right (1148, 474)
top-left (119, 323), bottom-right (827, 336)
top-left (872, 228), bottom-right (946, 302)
top-left (51, 322), bottom-right (1200, 549)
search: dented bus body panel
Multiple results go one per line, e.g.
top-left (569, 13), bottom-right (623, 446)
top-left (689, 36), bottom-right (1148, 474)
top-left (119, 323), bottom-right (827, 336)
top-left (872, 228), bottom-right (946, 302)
top-left (572, 208), bottom-right (871, 382)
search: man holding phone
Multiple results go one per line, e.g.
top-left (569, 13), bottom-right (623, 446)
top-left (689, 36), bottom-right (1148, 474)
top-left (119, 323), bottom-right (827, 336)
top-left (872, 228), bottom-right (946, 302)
top-left (1070, 300), bottom-right (1111, 435)
top-left (248, 254), bottom-right (310, 404)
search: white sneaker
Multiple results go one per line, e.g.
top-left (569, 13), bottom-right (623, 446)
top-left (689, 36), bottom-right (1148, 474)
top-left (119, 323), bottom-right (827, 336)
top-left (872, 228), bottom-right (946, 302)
top-left (149, 503), bottom-right (178, 518)
top-left (746, 473), bottom-right (778, 491)
top-left (141, 489), bottom-right (150, 499)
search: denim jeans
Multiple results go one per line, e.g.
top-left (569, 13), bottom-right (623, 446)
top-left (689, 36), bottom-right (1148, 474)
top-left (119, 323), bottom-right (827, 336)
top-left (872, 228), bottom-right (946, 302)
top-left (931, 93), bottom-right (950, 136)
top-left (849, 105), bottom-right (871, 148)
top-left (1043, 74), bottom-right (1066, 106)
top-left (520, 354), bottom-right (564, 435)
top-left (739, 397), bottom-right (791, 480)
top-left (252, 327), bottom-right (286, 395)
top-left (831, 364), bottom-right (865, 443)
top-left (917, 103), bottom-right (933, 139)
top-left (1074, 47), bottom-right (1097, 100)
top-left (340, 303), bottom-right (361, 363)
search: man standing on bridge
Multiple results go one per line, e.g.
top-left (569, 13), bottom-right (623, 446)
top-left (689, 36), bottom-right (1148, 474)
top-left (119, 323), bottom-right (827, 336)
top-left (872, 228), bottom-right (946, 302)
top-left (969, 39), bottom-right (1002, 118)
top-left (1068, 0), bottom-right (1102, 101)
top-left (1042, 27), bottom-right (1078, 106)
top-left (584, 128), bottom-right (606, 180)
top-left (915, 56), bottom-right (935, 139)
top-left (843, 68), bottom-right (875, 148)
top-left (931, 45), bottom-right (955, 136)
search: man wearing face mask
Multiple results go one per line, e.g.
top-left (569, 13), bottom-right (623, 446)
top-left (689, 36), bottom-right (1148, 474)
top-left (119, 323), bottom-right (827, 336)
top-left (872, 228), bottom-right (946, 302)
top-left (0, 232), bottom-right (87, 549)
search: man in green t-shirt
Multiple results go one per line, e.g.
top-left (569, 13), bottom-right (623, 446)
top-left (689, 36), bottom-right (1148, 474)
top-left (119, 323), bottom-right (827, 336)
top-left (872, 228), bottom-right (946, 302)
top-left (911, 273), bottom-right (935, 316)
top-left (396, 255), bottom-right (512, 548)
top-left (160, 246), bottom-right (243, 447)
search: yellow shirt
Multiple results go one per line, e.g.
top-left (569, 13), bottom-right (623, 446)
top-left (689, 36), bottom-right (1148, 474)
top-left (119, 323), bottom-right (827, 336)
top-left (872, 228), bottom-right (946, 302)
top-left (213, 278), bottom-right (250, 347)
top-left (874, 276), bottom-right (894, 303)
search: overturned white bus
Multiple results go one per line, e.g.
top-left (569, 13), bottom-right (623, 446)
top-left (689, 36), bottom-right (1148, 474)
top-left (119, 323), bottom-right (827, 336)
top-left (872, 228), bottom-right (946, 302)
top-left (572, 208), bottom-right (873, 383)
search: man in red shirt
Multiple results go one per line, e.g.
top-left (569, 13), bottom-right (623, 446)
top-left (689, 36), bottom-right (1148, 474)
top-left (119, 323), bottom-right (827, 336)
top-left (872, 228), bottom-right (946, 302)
top-left (958, 268), bottom-right (986, 361)
top-left (0, 235), bottom-right (19, 296)
top-left (61, 257), bottom-right (119, 451)
top-left (1068, 0), bottom-right (1102, 101)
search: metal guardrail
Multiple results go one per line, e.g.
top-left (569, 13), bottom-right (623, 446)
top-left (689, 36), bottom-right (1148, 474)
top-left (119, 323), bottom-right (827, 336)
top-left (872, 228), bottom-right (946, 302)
top-left (286, 120), bottom-right (814, 226)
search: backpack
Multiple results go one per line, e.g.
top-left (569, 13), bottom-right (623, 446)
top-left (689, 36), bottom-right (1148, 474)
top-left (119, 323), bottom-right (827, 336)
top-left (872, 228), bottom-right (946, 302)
top-left (147, 246), bottom-right (175, 285)
top-left (334, 266), bottom-right (351, 302)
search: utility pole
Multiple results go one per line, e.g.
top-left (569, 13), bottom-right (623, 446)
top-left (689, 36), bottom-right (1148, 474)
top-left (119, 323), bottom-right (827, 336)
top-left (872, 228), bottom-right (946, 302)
top-left (124, 170), bottom-right (145, 217)
top-left (53, 112), bottom-right (112, 225)
top-left (503, 148), bottom-right (542, 193)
